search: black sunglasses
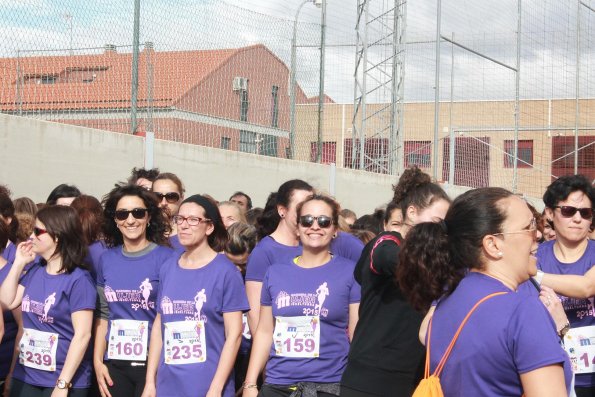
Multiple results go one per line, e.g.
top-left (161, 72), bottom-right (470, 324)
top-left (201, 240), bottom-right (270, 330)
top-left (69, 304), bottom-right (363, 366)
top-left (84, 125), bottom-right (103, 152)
top-left (298, 215), bottom-right (333, 229)
top-left (555, 206), bottom-right (593, 220)
top-left (154, 192), bottom-right (180, 204)
top-left (114, 208), bottom-right (149, 221)
top-left (33, 227), bottom-right (48, 237)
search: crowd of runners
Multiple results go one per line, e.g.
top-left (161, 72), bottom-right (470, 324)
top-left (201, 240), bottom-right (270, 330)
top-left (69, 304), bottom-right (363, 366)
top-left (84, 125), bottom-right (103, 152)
top-left (0, 166), bottom-right (593, 397)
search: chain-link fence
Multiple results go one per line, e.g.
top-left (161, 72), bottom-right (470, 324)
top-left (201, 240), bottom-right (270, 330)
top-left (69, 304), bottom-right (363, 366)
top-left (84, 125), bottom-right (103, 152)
top-left (0, 0), bottom-right (593, 196)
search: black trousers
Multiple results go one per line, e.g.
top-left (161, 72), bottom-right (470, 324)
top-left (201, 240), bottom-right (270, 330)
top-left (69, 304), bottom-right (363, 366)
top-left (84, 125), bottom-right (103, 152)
top-left (340, 385), bottom-right (382, 397)
top-left (10, 378), bottom-right (89, 397)
top-left (258, 384), bottom-right (336, 397)
top-left (105, 360), bottom-right (147, 397)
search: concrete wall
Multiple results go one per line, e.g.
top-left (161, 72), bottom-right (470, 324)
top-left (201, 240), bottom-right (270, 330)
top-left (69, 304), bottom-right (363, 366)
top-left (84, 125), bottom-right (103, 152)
top-left (0, 114), bottom-right (408, 216)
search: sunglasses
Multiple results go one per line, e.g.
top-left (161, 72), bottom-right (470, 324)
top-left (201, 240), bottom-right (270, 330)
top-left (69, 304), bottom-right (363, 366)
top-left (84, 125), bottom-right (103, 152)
top-left (33, 227), bottom-right (48, 237)
top-left (154, 192), bottom-right (180, 204)
top-left (555, 206), bottom-right (593, 220)
top-left (298, 215), bottom-right (333, 229)
top-left (114, 208), bottom-right (149, 221)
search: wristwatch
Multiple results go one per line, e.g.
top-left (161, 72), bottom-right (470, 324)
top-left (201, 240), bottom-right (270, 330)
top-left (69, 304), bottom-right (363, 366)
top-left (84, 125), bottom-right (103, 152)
top-left (558, 321), bottom-right (571, 338)
top-left (55, 379), bottom-right (72, 390)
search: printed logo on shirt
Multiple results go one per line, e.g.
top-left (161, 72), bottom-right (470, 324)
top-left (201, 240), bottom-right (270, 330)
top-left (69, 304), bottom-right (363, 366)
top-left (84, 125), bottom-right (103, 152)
top-left (275, 282), bottom-right (330, 317)
top-left (562, 296), bottom-right (595, 320)
top-left (104, 278), bottom-right (155, 311)
top-left (21, 292), bottom-right (57, 323)
top-left (160, 289), bottom-right (209, 322)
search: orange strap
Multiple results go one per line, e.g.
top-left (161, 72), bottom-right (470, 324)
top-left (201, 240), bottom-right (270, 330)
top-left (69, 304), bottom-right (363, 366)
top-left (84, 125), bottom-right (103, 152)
top-left (424, 291), bottom-right (508, 378)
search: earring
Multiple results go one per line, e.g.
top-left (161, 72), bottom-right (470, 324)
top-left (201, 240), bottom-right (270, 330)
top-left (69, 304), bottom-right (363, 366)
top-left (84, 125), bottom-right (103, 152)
top-left (497, 252), bottom-right (503, 257)
top-left (280, 213), bottom-right (285, 218)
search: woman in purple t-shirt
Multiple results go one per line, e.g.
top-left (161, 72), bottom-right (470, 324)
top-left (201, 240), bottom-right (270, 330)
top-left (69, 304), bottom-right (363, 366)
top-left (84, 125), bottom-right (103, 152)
top-left (0, 205), bottom-right (96, 397)
top-left (141, 194), bottom-right (248, 397)
top-left (93, 184), bottom-right (173, 397)
top-left (398, 187), bottom-right (572, 397)
top-left (243, 194), bottom-right (360, 397)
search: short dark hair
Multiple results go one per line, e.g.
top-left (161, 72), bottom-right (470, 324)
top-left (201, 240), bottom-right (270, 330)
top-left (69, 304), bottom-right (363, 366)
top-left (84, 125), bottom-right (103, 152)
top-left (128, 167), bottom-right (160, 185)
top-left (71, 195), bottom-right (104, 245)
top-left (397, 187), bottom-right (513, 311)
top-left (384, 201), bottom-right (401, 224)
top-left (102, 184), bottom-right (171, 248)
top-left (46, 184), bottom-right (81, 205)
top-left (36, 206), bottom-right (88, 273)
top-left (543, 174), bottom-right (594, 210)
top-left (393, 166), bottom-right (450, 223)
top-left (230, 191), bottom-right (253, 210)
top-left (351, 210), bottom-right (385, 235)
top-left (0, 218), bottom-right (9, 254)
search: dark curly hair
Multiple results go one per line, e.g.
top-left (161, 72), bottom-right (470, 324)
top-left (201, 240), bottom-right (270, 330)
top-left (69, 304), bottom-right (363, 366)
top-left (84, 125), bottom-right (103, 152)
top-left (102, 184), bottom-right (171, 248)
top-left (128, 167), bottom-right (160, 185)
top-left (392, 166), bottom-right (450, 222)
top-left (0, 187), bottom-right (18, 243)
top-left (397, 187), bottom-right (513, 312)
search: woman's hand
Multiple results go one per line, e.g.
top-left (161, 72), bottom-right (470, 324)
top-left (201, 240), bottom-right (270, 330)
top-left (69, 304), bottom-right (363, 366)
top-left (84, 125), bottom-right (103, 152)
top-left (50, 387), bottom-right (68, 397)
top-left (539, 286), bottom-right (569, 333)
top-left (14, 241), bottom-right (35, 268)
top-left (94, 362), bottom-right (113, 397)
top-left (242, 387), bottom-right (259, 397)
top-left (140, 382), bottom-right (156, 397)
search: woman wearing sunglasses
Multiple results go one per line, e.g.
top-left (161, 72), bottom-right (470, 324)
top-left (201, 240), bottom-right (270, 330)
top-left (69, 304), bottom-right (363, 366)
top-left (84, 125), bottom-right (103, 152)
top-left (528, 175), bottom-right (594, 397)
top-left (0, 205), bottom-right (96, 397)
top-left (141, 195), bottom-right (248, 397)
top-left (151, 173), bottom-right (185, 251)
top-left (94, 185), bottom-right (173, 397)
top-left (243, 194), bottom-right (360, 397)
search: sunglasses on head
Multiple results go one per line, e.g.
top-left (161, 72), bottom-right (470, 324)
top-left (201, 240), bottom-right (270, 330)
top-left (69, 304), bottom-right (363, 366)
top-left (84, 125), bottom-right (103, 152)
top-left (33, 227), bottom-right (48, 237)
top-left (555, 206), bottom-right (593, 220)
top-left (154, 192), bottom-right (180, 204)
top-left (114, 208), bottom-right (148, 221)
top-left (298, 215), bottom-right (333, 229)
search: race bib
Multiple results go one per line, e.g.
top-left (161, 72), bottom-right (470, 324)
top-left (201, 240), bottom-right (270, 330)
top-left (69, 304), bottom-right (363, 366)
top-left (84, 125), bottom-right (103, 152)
top-left (107, 319), bottom-right (148, 361)
top-left (19, 328), bottom-right (59, 372)
top-left (564, 325), bottom-right (595, 374)
top-left (273, 315), bottom-right (320, 358)
top-left (163, 320), bottom-right (207, 365)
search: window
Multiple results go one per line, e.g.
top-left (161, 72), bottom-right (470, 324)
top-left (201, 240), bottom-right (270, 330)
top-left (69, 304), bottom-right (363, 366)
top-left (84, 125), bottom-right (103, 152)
top-left (239, 130), bottom-right (256, 154)
top-left (261, 135), bottom-right (278, 157)
top-left (404, 141), bottom-right (431, 168)
top-left (271, 85), bottom-right (279, 128)
top-left (240, 90), bottom-right (249, 122)
top-left (220, 137), bottom-right (231, 150)
top-left (310, 142), bottom-right (337, 164)
top-left (343, 138), bottom-right (389, 173)
top-left (504, 140), bottom-right (533, 168)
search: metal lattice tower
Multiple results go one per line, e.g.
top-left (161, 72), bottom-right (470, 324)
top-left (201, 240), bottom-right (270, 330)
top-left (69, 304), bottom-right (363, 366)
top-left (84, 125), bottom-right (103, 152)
top-left (352, 0), bottom-right (407, 175)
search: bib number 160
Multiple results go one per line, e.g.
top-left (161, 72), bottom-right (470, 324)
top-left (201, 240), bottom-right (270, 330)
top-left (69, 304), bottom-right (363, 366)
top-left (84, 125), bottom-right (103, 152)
top-left (113, 342), bottom-right (143, 356)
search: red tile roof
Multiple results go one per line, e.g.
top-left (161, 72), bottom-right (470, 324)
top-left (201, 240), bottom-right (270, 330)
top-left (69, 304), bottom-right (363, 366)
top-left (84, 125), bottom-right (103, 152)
top-left (0, 44), bottom-right (281, 111)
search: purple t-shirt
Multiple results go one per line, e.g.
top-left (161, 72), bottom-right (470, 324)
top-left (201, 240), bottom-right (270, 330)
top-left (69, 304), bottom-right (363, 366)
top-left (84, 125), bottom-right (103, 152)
top-left (330, 232), bottom-right (364, 262)
top-left (245, 236), bottom-right (301, 283)
top-left (538, 239), bottom-right (595, 387)
top-left (156, 253), bottom-right (249, 397)
top-left (169, 234), bottom-right (184, 253)
top-left (13, 264), bottom-right (96, 388)
top-left (96, 245), bottom-right (173, 359)
top-left (84, 240), bottom-right (108, 283)
top-left (2, 241), bottom-right (16, 263)
top-left (261, 255), bottom-right (360, 385)
top-left (429, 272), bottom-right (572, 396)
top-left (0, 260), bottom-right (18, 379)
